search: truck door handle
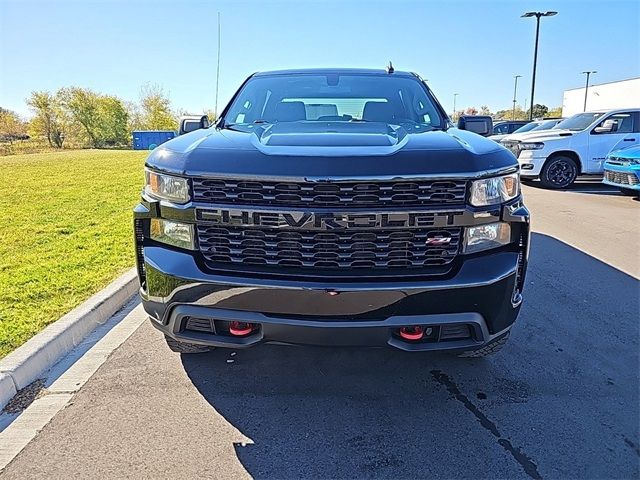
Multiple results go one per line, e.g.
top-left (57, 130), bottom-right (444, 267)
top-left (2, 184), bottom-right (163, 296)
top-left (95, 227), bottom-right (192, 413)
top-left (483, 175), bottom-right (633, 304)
top-left (623, 138), bottom-right (636, 141)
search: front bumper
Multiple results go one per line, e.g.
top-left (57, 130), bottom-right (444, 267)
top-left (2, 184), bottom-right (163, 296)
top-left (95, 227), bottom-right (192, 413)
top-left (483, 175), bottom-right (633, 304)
top-left (517, 150), bottom-right (546, 178)
top-left (134, 194), bottom-right (530, 352)
top-left (136, 239), bottom-right (529, 352)
top-left (603, 164), bottom-right (640, 191)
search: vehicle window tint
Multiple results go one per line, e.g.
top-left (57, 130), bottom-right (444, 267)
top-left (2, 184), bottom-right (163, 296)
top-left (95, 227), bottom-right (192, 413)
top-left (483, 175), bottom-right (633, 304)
top-left (493, 124), bottom-right (508, 134)
top-left (602, 113), bottom-right (634, 133)
top-left (284, 97), bottom-right (388, 120)
top-left (556, 112), bottom-right (604, 131)
top-left (223, 74), bottom-right (444, 128)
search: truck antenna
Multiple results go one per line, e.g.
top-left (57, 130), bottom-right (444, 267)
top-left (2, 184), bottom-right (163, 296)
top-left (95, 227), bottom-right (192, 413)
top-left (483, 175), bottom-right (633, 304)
top-left (386, 61), bottom-right (394, 74)
top-left (214, 12), bottom-right (221, 120)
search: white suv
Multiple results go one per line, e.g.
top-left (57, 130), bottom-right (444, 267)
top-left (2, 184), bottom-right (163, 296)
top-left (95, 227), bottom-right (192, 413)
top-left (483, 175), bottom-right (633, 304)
top-left (503, 109), bottom-right (640, 188)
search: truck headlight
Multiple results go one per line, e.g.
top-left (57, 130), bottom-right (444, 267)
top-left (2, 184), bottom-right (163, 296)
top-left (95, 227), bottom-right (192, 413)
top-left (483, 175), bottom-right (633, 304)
top-left (469, 173), bottom-right (519, 206)
top-left (463, 222), bottom-right (511, 254)
top-left (150, 219), bottom-right (195, 250)
top-left (519, 142), bottom-right (544, 150)
top-left (145, 169), bottom-right (190, 203)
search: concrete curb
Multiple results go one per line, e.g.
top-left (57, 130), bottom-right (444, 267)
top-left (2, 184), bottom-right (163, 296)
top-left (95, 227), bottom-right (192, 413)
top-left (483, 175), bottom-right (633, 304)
top-left (0, 268), bottom-right (139, 409)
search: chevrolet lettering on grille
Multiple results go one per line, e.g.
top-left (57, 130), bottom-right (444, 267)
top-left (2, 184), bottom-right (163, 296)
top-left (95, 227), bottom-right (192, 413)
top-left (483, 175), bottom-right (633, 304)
top-left (196, 208), bottom-right (464, 230)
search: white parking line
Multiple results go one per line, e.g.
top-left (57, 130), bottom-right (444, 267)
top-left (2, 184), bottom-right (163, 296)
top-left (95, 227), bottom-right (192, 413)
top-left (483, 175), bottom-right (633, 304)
top-left (0, 303), bottom-right (147, 471)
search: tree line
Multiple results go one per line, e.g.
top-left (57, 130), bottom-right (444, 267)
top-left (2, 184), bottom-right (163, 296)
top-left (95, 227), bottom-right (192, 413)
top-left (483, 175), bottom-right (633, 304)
top-left (452, 104), bottom-right (563, 121)
top-left (1, 84), bottom-right (188, 149)
top-left (2, 90), bottom-right (564, 151)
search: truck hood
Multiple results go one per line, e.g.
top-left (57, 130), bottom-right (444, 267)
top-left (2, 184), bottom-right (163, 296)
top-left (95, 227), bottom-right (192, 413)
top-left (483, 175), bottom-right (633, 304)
top-left (509, 129), bottom-right (574, 143)
top-left (147, 123), bottom-right (517, 178)
top-left (609, 144), bottom-right (640, 159)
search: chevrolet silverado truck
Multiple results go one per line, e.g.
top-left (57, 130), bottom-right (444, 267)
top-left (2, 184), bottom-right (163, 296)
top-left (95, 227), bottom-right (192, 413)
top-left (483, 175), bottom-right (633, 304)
top-left (134, 68), bottom-right (530, 357)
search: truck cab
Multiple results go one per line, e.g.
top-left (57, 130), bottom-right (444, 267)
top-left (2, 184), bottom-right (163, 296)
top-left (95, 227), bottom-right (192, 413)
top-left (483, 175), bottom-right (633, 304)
top-left (507, 109), bottom-right (640, 188)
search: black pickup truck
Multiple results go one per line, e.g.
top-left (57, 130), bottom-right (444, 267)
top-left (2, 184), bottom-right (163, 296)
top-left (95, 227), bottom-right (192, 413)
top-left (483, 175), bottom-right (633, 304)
top-left (134, 68), bottom-right (530, 357)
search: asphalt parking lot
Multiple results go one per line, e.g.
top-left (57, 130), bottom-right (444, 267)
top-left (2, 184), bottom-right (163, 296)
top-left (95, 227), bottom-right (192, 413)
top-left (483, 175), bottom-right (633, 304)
top-left (1, 182), bottom-right (638, 479)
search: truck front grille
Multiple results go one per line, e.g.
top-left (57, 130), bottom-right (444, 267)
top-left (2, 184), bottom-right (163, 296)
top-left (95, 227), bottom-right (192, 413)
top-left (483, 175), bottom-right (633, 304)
top-left (197, 225), bottom-right (462, 276)
top-left (604, 170), bottom-right (639, 186)
top-left (193, 178), bottom-right (467, 208)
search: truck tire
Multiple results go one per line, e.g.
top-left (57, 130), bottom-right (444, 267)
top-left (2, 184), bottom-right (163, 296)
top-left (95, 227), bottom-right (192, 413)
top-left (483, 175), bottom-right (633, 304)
top-left (164, 335), bottom-right (213, 354)
top-left (540, 155), bottom-right (578, 189)
top-left (458, 331), bottom-right (510, 358)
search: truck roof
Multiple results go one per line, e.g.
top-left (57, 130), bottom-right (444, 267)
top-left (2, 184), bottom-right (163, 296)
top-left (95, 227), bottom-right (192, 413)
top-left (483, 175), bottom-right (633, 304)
top-left (253, 68), bottom-right (417, 78)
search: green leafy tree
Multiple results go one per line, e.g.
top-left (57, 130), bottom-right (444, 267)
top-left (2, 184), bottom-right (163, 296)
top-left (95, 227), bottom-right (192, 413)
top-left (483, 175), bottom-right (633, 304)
top-left (495, 106), bottom-right (528, 120)
top-left (546, 106), bottom-right (563, 118)
top-left (0, 107), bottom-right (28, 142)
top-left (26, 91), bottom-right (66, 147)
top-left (58, 87), bottom-right (102, 147)
top-left (531, 104), bottom-right (549, 119)
top-left (97, 95), bottom-right (129, 145)
top-left (138, 84), bottom-right (178, 131)
top-left (59, 87), bottom-right (129, 147)
top-left (478, 105), bottom-right (492, 116)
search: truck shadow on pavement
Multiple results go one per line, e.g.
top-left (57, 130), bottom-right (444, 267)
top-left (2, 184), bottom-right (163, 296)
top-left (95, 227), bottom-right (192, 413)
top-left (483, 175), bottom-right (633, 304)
top-left (524, 179), bottom-right (630, 197)
top-left (180, 233), bottom-right (639, 479)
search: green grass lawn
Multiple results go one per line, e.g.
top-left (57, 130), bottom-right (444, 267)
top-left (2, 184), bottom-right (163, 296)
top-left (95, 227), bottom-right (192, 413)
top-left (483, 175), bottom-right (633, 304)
top-left (0, 149), bottom-right (147, 357)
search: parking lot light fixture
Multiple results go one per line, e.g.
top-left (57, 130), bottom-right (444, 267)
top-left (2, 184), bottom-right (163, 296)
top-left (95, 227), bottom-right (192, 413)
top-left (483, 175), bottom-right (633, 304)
top-left (512, 75), bottom-right (522, 120)
top-left (582, 71), bottom-right (597, 112)
top-left (522, 11), bottom-right (558, 120)
top-left (453, 93), bottom-right (459, 119)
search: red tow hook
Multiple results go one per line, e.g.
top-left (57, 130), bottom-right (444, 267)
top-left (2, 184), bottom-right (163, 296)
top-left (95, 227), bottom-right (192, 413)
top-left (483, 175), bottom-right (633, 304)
top-left (229, 321), bottom-right (255, 337)
top-left (399, 326), bottom-right (424, 341)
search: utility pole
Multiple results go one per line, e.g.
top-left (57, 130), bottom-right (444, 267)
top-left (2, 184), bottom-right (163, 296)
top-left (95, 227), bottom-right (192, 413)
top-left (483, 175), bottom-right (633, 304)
top-left (453, 93), bottom-right (459, 120)
top-left (214, 12), bottom-right (221, 120)
top-left (512, 75), bottom-right (522, 120)
top-left (582, 71), bottom-right (597, 112)
top-left (522, 11), bottom-right (557, 120)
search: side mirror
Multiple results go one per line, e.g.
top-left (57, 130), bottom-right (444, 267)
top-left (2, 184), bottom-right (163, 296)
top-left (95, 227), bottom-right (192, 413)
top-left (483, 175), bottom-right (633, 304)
top-left (179, 115), bottom-right (210, 135)
top-left (593, 119), bottom-right (617, 134)
top-left (457, 115), bottom-right (493, 137)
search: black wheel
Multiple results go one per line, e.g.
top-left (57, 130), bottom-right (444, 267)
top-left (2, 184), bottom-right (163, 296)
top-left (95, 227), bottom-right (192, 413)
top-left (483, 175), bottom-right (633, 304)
top-left (458, 331), bottom-right (510, 358)
top-left (164, 335), bottom-right (213, 354)
top-left (540, 156), bottom-right (578, 189)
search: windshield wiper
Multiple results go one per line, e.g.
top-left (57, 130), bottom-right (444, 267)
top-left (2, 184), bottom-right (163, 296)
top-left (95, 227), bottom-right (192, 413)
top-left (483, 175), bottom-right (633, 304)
top-left (221, 120), bottom-right (271, 131)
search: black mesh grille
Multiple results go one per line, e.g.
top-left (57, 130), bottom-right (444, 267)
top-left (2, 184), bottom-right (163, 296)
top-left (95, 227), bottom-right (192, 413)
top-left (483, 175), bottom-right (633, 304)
top-left (185, 317), bottom-right (214, 333)
top-left (197, 225), bottom-right (461, 275)
top-left (604, 170), bottom-right (639, 186)
top-left (193, 178), bottom-right (467, 208)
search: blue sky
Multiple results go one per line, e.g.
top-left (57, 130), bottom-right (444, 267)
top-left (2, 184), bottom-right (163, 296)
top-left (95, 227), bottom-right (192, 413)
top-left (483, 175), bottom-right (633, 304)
top-left (1, 0), bottom-right (639, 118)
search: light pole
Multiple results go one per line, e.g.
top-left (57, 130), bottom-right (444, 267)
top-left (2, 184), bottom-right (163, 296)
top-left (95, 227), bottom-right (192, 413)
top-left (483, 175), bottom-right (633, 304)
top-left (512, 75), bottom-right (522, 120)
top-left (522, 11), bottom-right (557, 120)
top-left (453, 93), bottom-right (459, 119)
top-left (582, 71), bottom-right (597, 112)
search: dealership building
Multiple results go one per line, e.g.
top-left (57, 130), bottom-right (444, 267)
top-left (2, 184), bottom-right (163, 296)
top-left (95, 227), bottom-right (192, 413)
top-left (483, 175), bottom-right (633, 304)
top-left (562, 77), bottom-right (640, 117)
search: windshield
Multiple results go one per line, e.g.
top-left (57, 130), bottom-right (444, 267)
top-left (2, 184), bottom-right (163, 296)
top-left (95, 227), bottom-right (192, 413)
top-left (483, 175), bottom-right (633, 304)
top-left (222, 73), bottom-right (444, 131)
top-left (512, 122), bottom-right (540, 134)
top-left (555, 112), bottom-right (604, 131)
top-left (530, 119), bottom-right (561, 131)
